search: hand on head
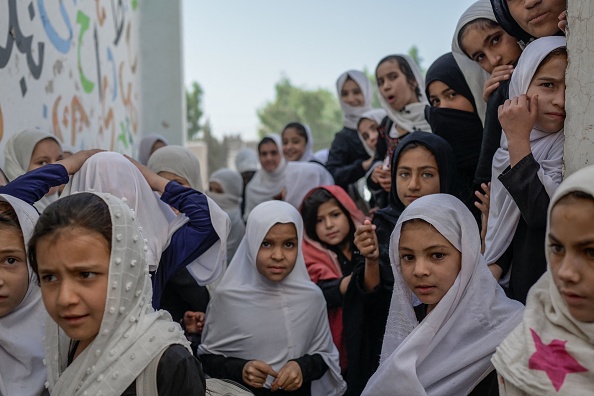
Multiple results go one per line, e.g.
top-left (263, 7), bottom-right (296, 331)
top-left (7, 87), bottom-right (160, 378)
top-left (57, 149), bottom-right (104, 174)
top-left (123, 154), bottom-right (169, 193)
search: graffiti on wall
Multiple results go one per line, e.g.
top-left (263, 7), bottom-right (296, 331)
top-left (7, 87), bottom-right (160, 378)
top-left (0, 0), bottom-right (140, 161)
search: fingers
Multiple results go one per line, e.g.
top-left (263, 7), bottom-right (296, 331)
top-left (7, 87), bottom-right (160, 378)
top-left (243, 361), bottom-right (278, 389)
top-left (271, 362), bottom-right (302, 392)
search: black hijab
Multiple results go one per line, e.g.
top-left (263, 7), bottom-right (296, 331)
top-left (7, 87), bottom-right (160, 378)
top-left (490, 0), bottom-right (534, 45)
top-left (374, 132), bottom-right (457, 225)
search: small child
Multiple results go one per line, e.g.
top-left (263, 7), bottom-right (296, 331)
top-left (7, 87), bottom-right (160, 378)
top-left (281, 123), bottom-right (314, 162)
top-left (0, 194), bottom-right (46, 396)
top-left (492, 165), bottom-right (594, 394)
top-left (28, 192), bottom-right (205, 395)
top-left (363, 194), bottom-right (523, 396)
top-left (199, 201), bottom-right (346, 396)
top-left (484, 36), bottom-right (566, 303)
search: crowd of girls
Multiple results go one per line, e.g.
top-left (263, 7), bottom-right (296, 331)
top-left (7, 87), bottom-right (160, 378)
top-left (1, 1), bottom-right (592, 395)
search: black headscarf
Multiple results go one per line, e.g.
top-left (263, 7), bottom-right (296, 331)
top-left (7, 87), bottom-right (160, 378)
top-left (374, 132), bottom-right (458, 226)
top-left (490, 0), bottom-right (534, 45)
top-left (425, 52), bottom-right (477, 113)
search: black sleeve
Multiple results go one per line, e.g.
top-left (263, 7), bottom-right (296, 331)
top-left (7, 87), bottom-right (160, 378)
top-left (157, 344), bottom-right (206, 396)
top-left (325, 131), bottom-right (368, 188)
top-left (316, 279), bottom-right (343, 308)
top-left (291, 354), bottom-right (328, 383)
top-left (200, 353), bottom-right (249, 384)
top-left (499, 154), bottom-right (551, 229)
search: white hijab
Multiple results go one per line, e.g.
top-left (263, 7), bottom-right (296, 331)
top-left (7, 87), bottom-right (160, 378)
top-left (245, 134), bottom-right (287, 217)
top-left (63, 151), bottom-right (226, 286)
top-left (198, 201), bottom-right (346, 395)
top-left (451, 0), bottom-right (495, 125)
top-left (377, 55), bottom-right (431, 137)
top-left (3, 129), bottom-right (63, 212)
top-left (492, 165), bottom-right (594, 395)
top-left (138, 133), bottom-right (168, 165)
top-left (45, 192), bottom-right (190, 395)
top-left (357, 108), bottom-right (387, 156)
top-left (283, 162), bottom-right (335, 209)
top-left (206, 168), bottom-right (245, 262)
top-left (147, 145), bottom-right (203, 191)
top-left (235, 148), bottom-right (259, 173)
top-left (336, 70), bottom-right (374, 130)
top-left (0, 194), bottom-right (46, 396)
top-left (363, 194), bottom-right (523, 396)
top-left (484, 37), bottom-right (566, 271)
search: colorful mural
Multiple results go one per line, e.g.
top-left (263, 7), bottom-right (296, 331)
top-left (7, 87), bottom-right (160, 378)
top-left (0, 0), bottom-right (140, 163)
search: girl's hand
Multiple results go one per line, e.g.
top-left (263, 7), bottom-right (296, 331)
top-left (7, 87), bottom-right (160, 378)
top-left (483, 65), bottom-right (514, 103)
top-left (242, 360), bottom-right (277, 389)
top-left (362, 157), bottom-right (374, 172)
top-left (124, 154), bottom-right (169, 193)
top-left (498, 94), bottom-right (537, 166)
top-left (371, 166), bottom-right (391, 192)
top-left (271, 361), bottom-right (303, 392)
top-left (354, 220), bottom-right (379, 262)
top-left (182, 311), bottom-right (205, 334)
top-left (474, 183), bottom-right (491, 254)
top-left (558, 10), bottom-right (567, 34)
top-left (57, 149), bottom-right (104, 174)
top-left (489, 264), bottom-right (503, 281)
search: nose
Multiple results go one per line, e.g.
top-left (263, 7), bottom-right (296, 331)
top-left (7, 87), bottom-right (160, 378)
top-left (57, 280), bottom-right (79, 308)
top-left (552, 87), bottom-right (565, 109)
top-left (413, 258), bottom-right (430, 277)
top-left (408, 173), bottom-right (421, 191)
top-left (525, 0), bottom-right (541, 9)
top-left (556, 254), bottom-right (581, 284)
top-left (486, 51), bottom-right (502, 68)
top-left (271, 245), bottom-right (284, 261)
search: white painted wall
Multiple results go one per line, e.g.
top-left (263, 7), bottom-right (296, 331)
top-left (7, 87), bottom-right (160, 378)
top-left (565, 0), bottom-right (594, 175)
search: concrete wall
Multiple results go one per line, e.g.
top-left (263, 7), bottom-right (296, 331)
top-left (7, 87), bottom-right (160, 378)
top-left (0, 0), bottom-right (184, 165)
top-left (565, 0), bottom-right (594, 175)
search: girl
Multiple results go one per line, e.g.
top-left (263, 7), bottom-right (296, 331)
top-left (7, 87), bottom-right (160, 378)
top-left (425, 52), bottom-right (484, 221)
top-left (138, 133), bottom-right (168, 165)
top-left (198, 201), bottom-right (346, 396)
top-left (301, 186), bottom-right (385, 395)
top-left (484, 36), bottom-right (566, 303)
top-left (147, 145), bottom-right (203, 190)
top-left (369, 55), bottom-right (431, 206)
top-left (245, 134), bottom-right (286, 218)
top-left (282, 161), bottom-right (335, 209)
top-left (3, 129), bottom-right (64, 211)
top-left (0, 194), bottom-right (46, 396)
top-left (490, 0), bottom-right (566, 45)
top-left (28, 192), bottom-right (205, 395)
top-left (281, 122), bottom-right (314, 162)
top-left (357, 109), bottom-right (386, 155)
top-left (492, 165), bottom-right (594, 395)
top-left (206, 168), bottom-right (246, 262)
top-left (326, 70), bottom-right (375, 190)
top-left (363, 194), bottom-right (523, 396)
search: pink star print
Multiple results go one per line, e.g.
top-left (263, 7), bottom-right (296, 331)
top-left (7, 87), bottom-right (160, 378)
top-left (528, 328), bottom-right (588, 392)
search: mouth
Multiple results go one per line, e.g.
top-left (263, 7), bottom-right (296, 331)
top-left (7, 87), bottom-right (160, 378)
top-left (415, 285), bottom-right (435, 295)
top-left (268, 266), bottom-right (286, 275)
top-left (0, 295), bottom-right (7, 301)
top-left (546, 112), bottom-right (566, 118)
top-left (561, 290), bottom-right (585, 303)
top-left (326, 231), bottom-right (339, 239)
top-left (60, 314), bottom-right (89, 325)
top-left (528, 11), bottom-right (548, 24)
top-left (405, 196), bottom-right (420, 202)
top-left (386, 95), bottom-right (396, 103)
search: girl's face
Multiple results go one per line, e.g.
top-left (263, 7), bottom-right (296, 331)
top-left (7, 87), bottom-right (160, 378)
top-left (358, 119), bottom-right (379, 150)
top-left (256, 223), bottom-right (298, 282)
top-left (526, 54), bottom-right (567, 134)
top-left (461, 25), bottom-right (522, 74)
top-left (315, 198), bottom-right (350, 247)
top-left (259, 141), bottom-right (281, 172)
top-left (341, 79), bottom-right (364, 107)
top-left (37, 228), bottom-right (110, 352)
top-left (209, 181), bottom-right (224, 194)
top-left (28, 138), bottom-right (63, 171)
top-left (158, 171), bottom-right (191, 188)
top-left (0, 227), bottom-right (29, 318)
top-left (548, 196), bottom-right (594, 323)
top-left (427, 81), bottom-right (475, 112)
top-left (399, 221), bottom-right (461, 313)
top-left (151, 140), bottom-right (166, 156)
top-left (507, 0), bottom-right (566, 38)
top-left (282, 128), bottom-right (307, 162)
top-left (376, 60), bottom-right (418, 111)
top-left (396, 146), bottom-right (440, 207)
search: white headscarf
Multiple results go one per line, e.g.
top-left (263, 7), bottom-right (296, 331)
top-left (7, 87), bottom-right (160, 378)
top-left (3, 129), bottom-right (63, 212)
top-left (484, 37), bottom-right (566, 272)
top-left (357, 109), bottom-right (387, 157)
top-left (235, 148), bottom-right (259, 173)
top-left (245, 134), bottom-right (287, 217)
top-left (451, 0), bottom-right (495, 125)
top-left (198, 201), bottom-right (346, 395)
top-left (62, 152), bottom-right (226, 286)
top-left (206, 168), bottom-right (245, 262)
top-left (363, 194), bottom-right (523, 396)
top-left (283, 123), bottom-right (315, 162)
top-left (147, 145), bottom-right (203, 191)
top-left (492, 165), bottom-right (594, 395)
top-left (336, 70), bottom-right (374, 130)
top-left (44, 192), bottom-right (190, 395)
top-left (0, 194), bottom-right (46, 396)
top-left (377, 55), bottom-right (431, 137)
top-left (283, 162), bottom-right (335, 209)
top-left (138, 134), bottom-right (168, 165)
top-left (313, 149), bottom-right (329, 165)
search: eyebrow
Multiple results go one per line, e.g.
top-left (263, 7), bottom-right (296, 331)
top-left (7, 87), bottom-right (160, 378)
top-left (549, 232), bottom-right (594, 247)
top-left (534, 76), bottom-right (564, 84)
top-left (470, 31), bottom-right (499, 59)
top-left (397, 166), bottom-right (438, 171)
top-left (0, 248), bottom-right (24, 254)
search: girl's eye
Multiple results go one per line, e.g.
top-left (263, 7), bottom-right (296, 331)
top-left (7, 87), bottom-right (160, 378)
top-left (549, 244), bottom-right (564, 255)
top-left (541, 82), bottom-right (554, 88)
top-left (81, 272), bottom-right (97, 279)
top-left (475, 54), bottom-right (485, 63)
top-left (492, 35), bottom-right (500, 45)
top-left (432, 252), bottom-right (445, 260)
top-left (41, 274), bottom-right (57, 283)
top-left (584, 248), bottom-right (594, 259)
top-left (422, 172), bottom-right (434, 178)
top-left (353, 89), bottom-right (362, 95)
top-left (284, 242), bottom-right (295, 248)
top-left (430, 98), bottom-right (440, 106)
top-left (261, 241), bottom-right (271, 248)
top-left (377, 78), bottom-right (384, 86)
top-left (4, 257), bottom-right (19, 266)
top-left (447, 92), bottom-right (458, 100)
top-left (398, 172), bottom-right (410, 178)
top-left (401, 254), bottom-right (414, 262)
